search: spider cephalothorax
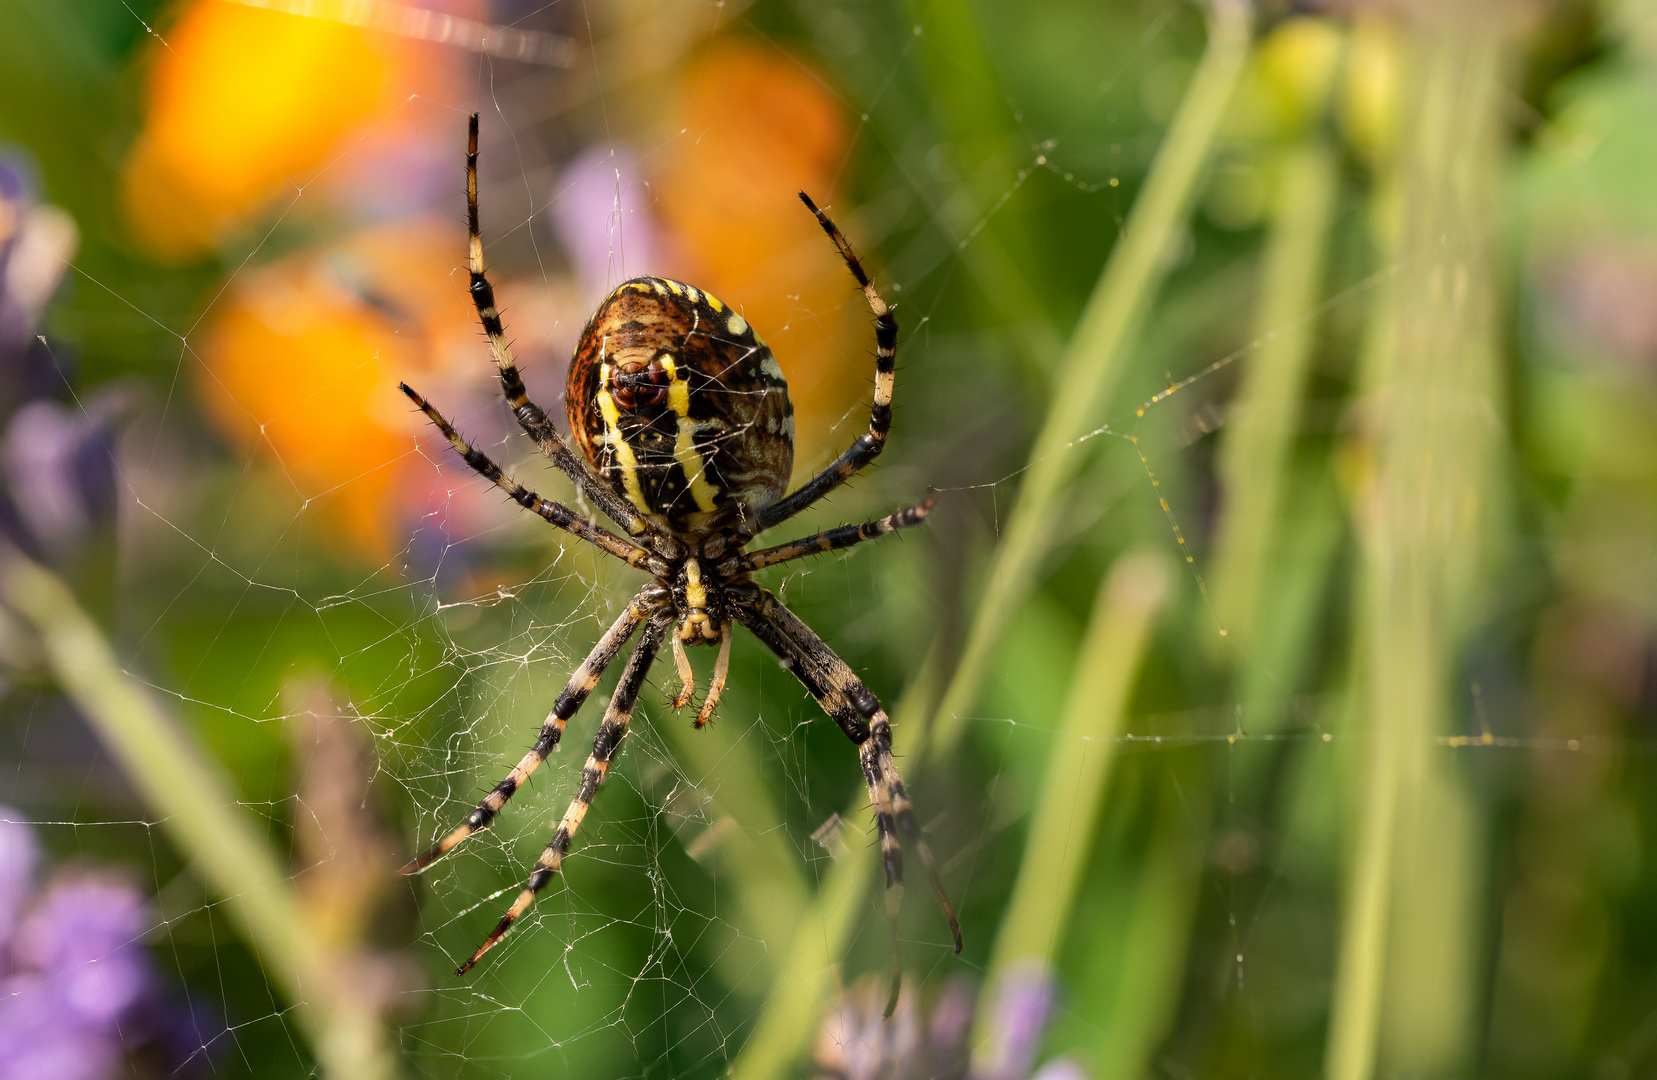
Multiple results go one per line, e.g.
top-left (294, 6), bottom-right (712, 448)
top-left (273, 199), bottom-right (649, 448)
top-left (399, 114), bottom-right (959, 1013)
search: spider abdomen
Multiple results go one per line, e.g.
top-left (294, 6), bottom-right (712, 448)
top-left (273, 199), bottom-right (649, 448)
top-left (566, 278), bottom-right (794, 541)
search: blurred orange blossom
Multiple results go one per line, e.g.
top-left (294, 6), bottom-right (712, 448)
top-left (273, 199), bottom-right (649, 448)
top-left (192, 219), bottom-right (479, 560)
top-left (655, 38), bottom-right (866, 472)
top-left (121, 0), bottom-right (464, 259)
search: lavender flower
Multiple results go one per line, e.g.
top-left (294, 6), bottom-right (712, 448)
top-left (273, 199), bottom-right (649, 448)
top-left (1, 399), bottom-right (120, 559)
top-left (814, 970), bottom-right (1087, 1080)
top-left (0, 159), bottom-right (123, 566)
top-left (0, 808), bottom-right (213, 1080)
top-left (975, 967), bottom-right (1058, 1080)
top-left (0, 158), bottom-right (76, 404)
top-left (550, 144), bottom-right (662, 301)
top-left (0, 816), bottom-right (38, 956)
top-left (14, 877), bottom-right (153, 1026)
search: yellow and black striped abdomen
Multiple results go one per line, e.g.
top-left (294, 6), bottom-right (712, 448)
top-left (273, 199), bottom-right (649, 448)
top-left (566, 278), bottom-right (794, 541)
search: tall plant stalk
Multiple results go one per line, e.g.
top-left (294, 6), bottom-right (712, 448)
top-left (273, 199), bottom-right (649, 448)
top-left (1325, 13), bottom-right (1509, 1080)
top-left (728, 5), bottom-right (1253, 1077)
top-left (930, 0), bottom-right (1254, 758)
top-left (1210, 136), bottom-right (1340, 657)
top-left (0, 546), bottom-right (398, 1080)
top-left (969, 549), bottom-right (1170, 1071)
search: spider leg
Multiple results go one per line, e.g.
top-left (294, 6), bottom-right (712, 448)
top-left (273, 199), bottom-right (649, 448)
top-left (404, 584), bottom-right (667, 874)
top-left (457, 614), bottom-right (670, 975)
top-left (726, 490), bottom-right (935, 575)
top-left (401, 383), bottom-right (669, 576)
top-left (749, 194), bottom-right (899, 535)
top-left (462, 114), bottom-right (678, 557)
top-left (733, 589), bottom-right (962, 1012)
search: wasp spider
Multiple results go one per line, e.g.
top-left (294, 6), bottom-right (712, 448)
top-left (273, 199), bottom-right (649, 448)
top-left (401, 115), bottom-right (961, 1008)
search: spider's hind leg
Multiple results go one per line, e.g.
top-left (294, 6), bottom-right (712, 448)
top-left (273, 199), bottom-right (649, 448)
top-left (734, 589), bottom-right (961, 1013)
top-left (456, 614), bottom-right (671, 975)
top-left (403, 584), bottom-right (664, 874)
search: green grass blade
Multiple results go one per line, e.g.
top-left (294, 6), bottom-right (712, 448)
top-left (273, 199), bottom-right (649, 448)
top-left (970, 549), bottom-right (1171, 1069)
top-left (1326, 16), bottom-right (1509, 1080)
top-left (0, 546), bottom-right (399, 1080)
top-left (930, 0), bottom-right (1254, 758)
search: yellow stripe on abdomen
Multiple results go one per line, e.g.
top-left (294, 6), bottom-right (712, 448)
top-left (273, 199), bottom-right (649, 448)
top-left (658, 354), bottom-right (720, 512)
top-left (596, 357), bottom-right (651, 514)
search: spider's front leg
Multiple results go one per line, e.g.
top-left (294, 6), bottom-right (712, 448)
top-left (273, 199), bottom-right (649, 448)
top-left (733, 587), bottom-right (961, 1014)
top-left (748, 194), bottom-right (900, 536)
top-left (456, 613), bottom-right (671, 975)
top-left (460, 114), bottom-right (676, 557)
top-left (400, 383), bottom-right (668, 575)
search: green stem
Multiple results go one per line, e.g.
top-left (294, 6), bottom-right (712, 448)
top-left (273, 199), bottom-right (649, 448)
top-left (1210, 136), bottom-right (1340, 653)
top-left (727, 7), bottom-right (1251, 1075)
top-left (1092, 768), bottom-right (1212, 1079)
top-left (0, 547), bottom-right (397, 1080)
top-left (1325, 15), bottom-right (1508, 1080)
top-left (656, 700), bottom-right (811, 968)
top-left (930, 0), bottom-right (1254, 757)
top-left (970, 549), bottom-right (1171, 1070)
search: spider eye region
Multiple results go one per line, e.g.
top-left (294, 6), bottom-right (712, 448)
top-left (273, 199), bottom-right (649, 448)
top-left (567, 277), bottom-right (795, 541)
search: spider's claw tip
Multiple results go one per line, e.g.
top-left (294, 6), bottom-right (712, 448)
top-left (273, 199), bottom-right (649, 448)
top-left (798, 191), bottom-right (817, 211)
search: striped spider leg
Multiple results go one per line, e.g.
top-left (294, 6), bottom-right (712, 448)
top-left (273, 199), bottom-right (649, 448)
top-left (733, 585), bottom-right (962, 1017)
top-left (453, 613), bottom-right (673, 974)
top-left (744, 192), bottom-right (899, 538)
top-left (724, 490), bottom-right (937, 575)
top-left (460, 113), bottom-right (682, 563)
top-left (396, 387), bottom-right (678, 971)
top-left (398, 385), bottom-right (669, 577)
top-left (401, 582), bottom-right (668, 878)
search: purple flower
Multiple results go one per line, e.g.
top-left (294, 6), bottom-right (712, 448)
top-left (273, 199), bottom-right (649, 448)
top-left (0, 157), bottom-right (122, 566)
top-left (0, 815), bottom-right (39, 957)
top-left (813, 969), bottom-right (1087, 1080)
top-left (550, 144), bottom-right (662, 301)
top-left (14, 877), bottom-right (153, 1026)
top-left (1, 398), bottom-right (120, 559)
top-left (0, 980), bottom-right (121, 1080)
top-left (0, 810), bottom-right (214, 1080)
top-left (976, 966), bottom-right (1057, 1080)
top-left (0, 158), bottom-right (76, 357)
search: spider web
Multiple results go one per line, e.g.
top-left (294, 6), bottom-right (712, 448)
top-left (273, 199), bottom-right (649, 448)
top-left (0, 1), bottom-right (1629, 1079)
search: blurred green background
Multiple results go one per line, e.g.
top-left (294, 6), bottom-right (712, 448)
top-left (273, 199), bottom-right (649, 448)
top-left (0, 0), bottom-right (1653, 1077)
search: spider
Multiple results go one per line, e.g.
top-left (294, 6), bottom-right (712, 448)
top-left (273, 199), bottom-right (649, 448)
top-left (400, 115), bottom-right (962, 1001)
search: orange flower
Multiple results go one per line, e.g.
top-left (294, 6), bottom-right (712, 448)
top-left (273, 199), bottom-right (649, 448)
top-left (654, 38), bottom-right (862, 472)
top-left (193, 218), bottom-right (476, 559)
top-left (121, 0), bottom-right (461, 260)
